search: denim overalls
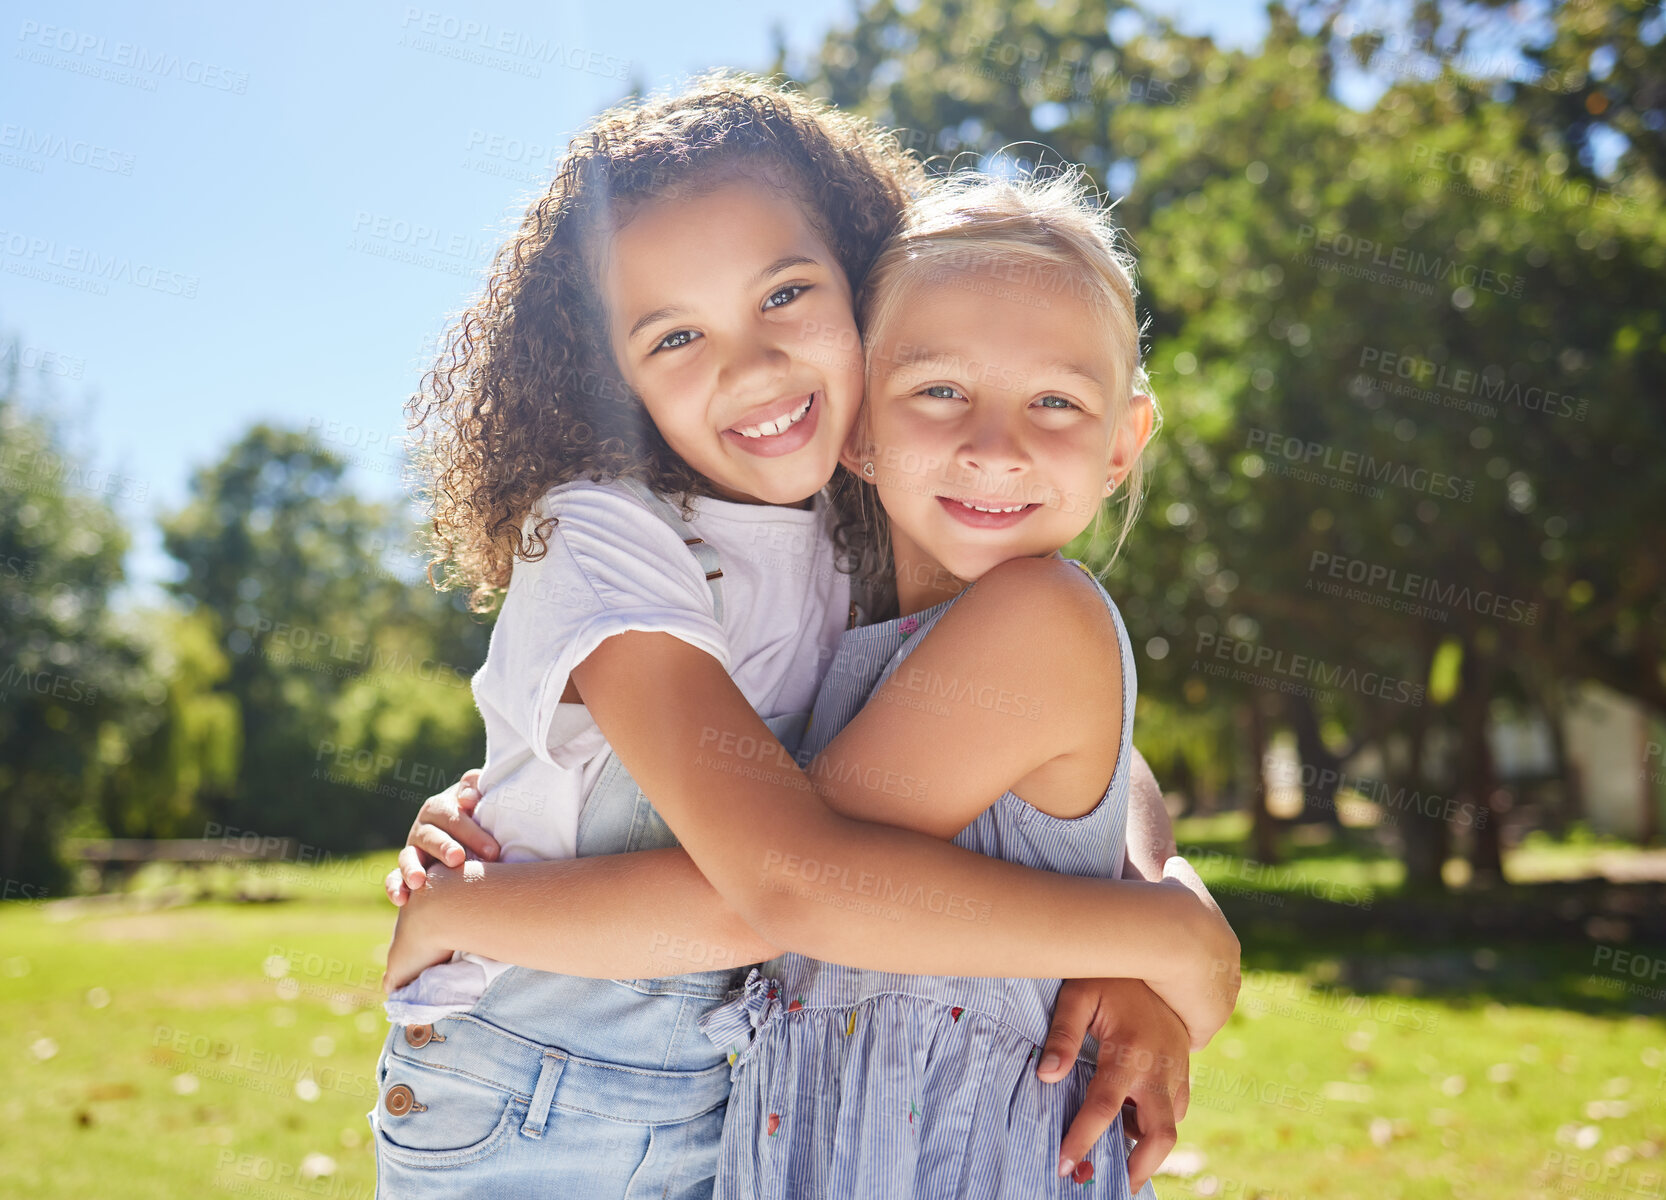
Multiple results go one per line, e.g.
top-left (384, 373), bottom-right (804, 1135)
top-left (371, 479), bottom-right (810, 1200)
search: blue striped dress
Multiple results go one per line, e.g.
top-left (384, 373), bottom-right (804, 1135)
top-left (699, 561), bottom-right (1159, 1199)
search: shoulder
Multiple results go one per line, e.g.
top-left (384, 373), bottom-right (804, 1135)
top-left (506, 479), bottom-right (707, 609)
top-left (532, 477), bottom-right (673, 529)
top-left (956, 557), bottom-right (1117, 651)
top-left (919, 557), bottom-right (1123, 715)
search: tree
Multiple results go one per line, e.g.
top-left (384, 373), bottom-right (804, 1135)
top-left (782, 0), bottom-right (1666, 886)
top-left (0, 345), bottom-right (137, 892)
top-left (161, 425), bottom-right (488, 851)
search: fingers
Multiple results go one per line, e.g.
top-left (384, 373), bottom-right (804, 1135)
top-left (1038, 979), bottom-right (1099, 1082)
top-left (411, 822), bottom-right (469, 871)
top-left (385, 866), bottom-right (409, 907)
top-left (456, 769), bottom-right (483, 813)
top-left (398, 844), bottom-right (435, 893)
top-left (412, 803), bottom-right (500, 866)
top-left (1124, 1092), bottom-right (1178, 1195)
top-left (1056, 1074), bottom-right (1131, 1181)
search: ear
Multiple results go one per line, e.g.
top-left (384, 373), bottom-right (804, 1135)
top-left (837, 419), bottom-right (874, 480)
top-left (1105, 393), bottom-right (1155, 491)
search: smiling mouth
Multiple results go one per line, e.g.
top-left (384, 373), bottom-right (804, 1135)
top-left (730, 395), bottom-right (814, 439)
top-left (941, 496), bottom-right (1038, 514)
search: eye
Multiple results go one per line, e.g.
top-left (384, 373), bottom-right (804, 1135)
top-left (764, 284), bottom-right (808, 309)
top-left (652, 329), bottom-right (698, 353)
top-left (920, 384), bottom-right (964, 400)
top-left (1034, 394), bottom-right (1079, 410)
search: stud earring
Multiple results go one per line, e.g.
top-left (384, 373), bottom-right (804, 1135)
top-left (862, 462), bottom-right (876, 478)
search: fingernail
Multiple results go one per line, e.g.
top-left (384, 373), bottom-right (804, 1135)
top-left (485, 842), bottom-right (499, 858)
top-left (1057, 1157), bottom-right (1074, 1179)
top-left (460, 788), bottom-right (477, 801)
top-left (1039, 1052), bottom-right (1061, 1073)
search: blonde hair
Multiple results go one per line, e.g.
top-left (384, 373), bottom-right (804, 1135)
top-left (849, 166), bottom-right (1159, 577)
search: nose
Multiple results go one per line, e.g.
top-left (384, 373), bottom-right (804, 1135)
top-left (717, 333), bottom-right (790, 400)
top-left (954, 407), bottom-right (1029, 481)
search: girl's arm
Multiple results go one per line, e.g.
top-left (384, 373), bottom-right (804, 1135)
top-left (394, 558), bottom-right (1238, 1039)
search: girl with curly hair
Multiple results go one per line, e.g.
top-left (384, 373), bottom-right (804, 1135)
top-left (375, 73), bottom-right (1235, 1199)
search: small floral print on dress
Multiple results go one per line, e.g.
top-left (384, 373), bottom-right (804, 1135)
top-left (844, 1010), bottom-right (857, 1036)
top-left (787, 995), bottom-right (803, 1012)
top-left (905, 1099), bottom-right (921, 1128)
top-left (950, 1006), bottom-right (963, 1022)
top-left (767, 1113), bottom-right (780, 1137)
top-left (1071, 1160), bottom-right (1094, 1185)
top-left (899, 615), bottom-right (919, 637)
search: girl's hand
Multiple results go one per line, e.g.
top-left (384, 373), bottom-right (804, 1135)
top-left (1038, 977), bottom-right (1191, 1192)
top-left (381, 869), bottom-right (459, 991)
top-left (384, 769), bottom-right (499, 905)
top-left (1152, 856), bottom-right (1242, 1051)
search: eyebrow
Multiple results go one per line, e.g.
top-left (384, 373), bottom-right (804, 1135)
top-left (882, 347), bottom-right (1106, 389)
top-left (625, 254), bottom-right (822, 343)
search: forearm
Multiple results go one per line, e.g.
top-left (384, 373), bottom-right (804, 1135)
top-left (411, 850), bottom-right (781, 977)
top-left (579, 633), bottom-right (1232, 986)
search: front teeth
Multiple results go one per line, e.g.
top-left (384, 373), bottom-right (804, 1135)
top-left (957, 500), bottom-right (1028, 513)
top-left (736, 396), bottom-right (812, 439)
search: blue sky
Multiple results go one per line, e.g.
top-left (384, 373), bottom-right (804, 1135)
top-left (3, 1), bottom-right (1265, 599)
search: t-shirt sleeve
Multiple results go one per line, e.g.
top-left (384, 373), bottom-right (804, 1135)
top-left (476, 483), bottom-right (729, 768)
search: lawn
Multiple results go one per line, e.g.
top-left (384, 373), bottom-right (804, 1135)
top-left (2, 845), bottom-right (1662, 1199)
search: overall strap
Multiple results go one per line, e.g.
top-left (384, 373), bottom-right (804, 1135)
top-left (613, 476), bottom-right (725, 623)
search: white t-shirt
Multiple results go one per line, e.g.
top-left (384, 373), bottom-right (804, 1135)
top-left (385, 478), bottom-right (850, 1023)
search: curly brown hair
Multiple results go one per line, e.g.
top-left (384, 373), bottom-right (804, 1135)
top-left (406, 70), bottom-right (924, 611)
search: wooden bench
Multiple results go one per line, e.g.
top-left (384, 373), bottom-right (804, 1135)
top-left (64, 837), bottom-right (300, 893)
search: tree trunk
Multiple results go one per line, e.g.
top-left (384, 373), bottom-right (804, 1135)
top-left (1399, 635), bottom-right (1447, 890)
top-left (1284, 692), bottom-right (1346, 827)
top-left (1461, 635), bottom-right (1504, 882)
top-left (1243, 696), bottom-right (1279, 864)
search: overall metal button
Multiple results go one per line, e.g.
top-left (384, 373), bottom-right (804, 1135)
top-left (383, 1084), bottom-right (426, 1117)
top-left (403, 1023), bottom-right (436, 1048)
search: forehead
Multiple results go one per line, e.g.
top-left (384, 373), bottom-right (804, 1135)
top-left (870, 264), bottom-right (1118, 383)
top-left (604, 173), bottom-right (829, 286)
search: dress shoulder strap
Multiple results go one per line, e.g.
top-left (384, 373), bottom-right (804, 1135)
top-left (612, 476), bottom-right (725, 623)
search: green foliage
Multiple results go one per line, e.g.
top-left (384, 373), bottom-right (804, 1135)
top-left (160, 425), bottom-right (487, 853)
top-left (0, 356), bottom-right (137, 892)
top-left (787, 0), bottom-right (1666, 876)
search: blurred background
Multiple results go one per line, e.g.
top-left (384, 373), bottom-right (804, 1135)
top-left (3, 0), bottom-right (1663, 1196)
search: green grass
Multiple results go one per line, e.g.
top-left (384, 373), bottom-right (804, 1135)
top-left (3, 847), bottom-right (1663, 1199)
top-left (1, 854), bottom-right (399, 1200)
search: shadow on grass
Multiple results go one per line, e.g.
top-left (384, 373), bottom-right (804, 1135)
top-left (1209, 875), bottom-right (1665, 1024)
